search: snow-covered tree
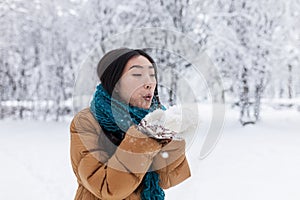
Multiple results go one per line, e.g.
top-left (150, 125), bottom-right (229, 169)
top-left (1, 0), bottom-right (299, 122)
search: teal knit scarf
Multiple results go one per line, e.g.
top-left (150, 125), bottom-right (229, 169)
top-left (90, 84), bottom-right (165, 200)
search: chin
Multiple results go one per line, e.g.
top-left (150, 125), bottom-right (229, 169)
top-left (143, 105), bottom-right (151, 109)
top-left (130, 99), bottom-right (151, 109)
top-left (137, 104), bottom-right (150, 109)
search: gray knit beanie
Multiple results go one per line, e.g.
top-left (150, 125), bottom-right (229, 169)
top-left (97, 47), bottom-right (133, 80)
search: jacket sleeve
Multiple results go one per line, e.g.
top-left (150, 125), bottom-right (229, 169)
top-left (152, 139), bottom-right (191, 189)
top-left (70, 113), bottom-right (162, 200)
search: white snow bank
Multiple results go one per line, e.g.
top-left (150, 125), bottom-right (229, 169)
top-left (0, 105), bottom-right (299, 200)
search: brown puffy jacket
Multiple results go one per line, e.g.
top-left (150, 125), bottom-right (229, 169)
top-left (70, 108), bottom-right (191, 200)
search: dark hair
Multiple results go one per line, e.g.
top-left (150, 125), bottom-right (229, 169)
top-left (99, 49), bottom-right (161, 106)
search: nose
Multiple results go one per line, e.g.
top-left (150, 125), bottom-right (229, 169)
top-left (144, 83), bottom-right (152, 90)
top-left (143, 74), bottom-right (155, 90)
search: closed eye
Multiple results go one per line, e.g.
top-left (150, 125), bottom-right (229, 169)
top-left (132, 74), bottom-right (142, 76)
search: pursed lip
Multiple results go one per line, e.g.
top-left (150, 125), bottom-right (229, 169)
top-left (142, 93), bottom-right (153, 101)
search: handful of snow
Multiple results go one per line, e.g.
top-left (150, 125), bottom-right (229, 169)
top-left (138, 104), bottom-right (199, 141)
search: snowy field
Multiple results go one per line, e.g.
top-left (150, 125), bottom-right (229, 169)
top-left (0, 105), bottom-right (300, 200)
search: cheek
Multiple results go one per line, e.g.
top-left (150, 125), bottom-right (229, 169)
top-left (118, 77), bottom-right (142, 100)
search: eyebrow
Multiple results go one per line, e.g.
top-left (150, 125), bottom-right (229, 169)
top-left (129, 65), bottom-right (154, 70)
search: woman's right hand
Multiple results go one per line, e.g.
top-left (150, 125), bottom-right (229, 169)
top-left (108, 125), bottom-right (162, 173)
top-left (119, 125), bottom-right (162, 154)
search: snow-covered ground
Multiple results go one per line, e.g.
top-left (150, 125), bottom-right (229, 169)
top-left (0, 105), bottom-right (299, 200)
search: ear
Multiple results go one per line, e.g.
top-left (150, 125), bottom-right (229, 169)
top-left (113, 82), bottom-right (120, 93)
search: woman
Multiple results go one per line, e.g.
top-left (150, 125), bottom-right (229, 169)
top-left (70, 48), bottom-right (191, 200)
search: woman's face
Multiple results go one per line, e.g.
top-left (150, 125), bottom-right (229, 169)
top-left (116, 55), bottom-right (157, 109)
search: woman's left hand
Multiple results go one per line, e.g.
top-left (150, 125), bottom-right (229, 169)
top-left (151, 139), bottom-right (186, 171)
